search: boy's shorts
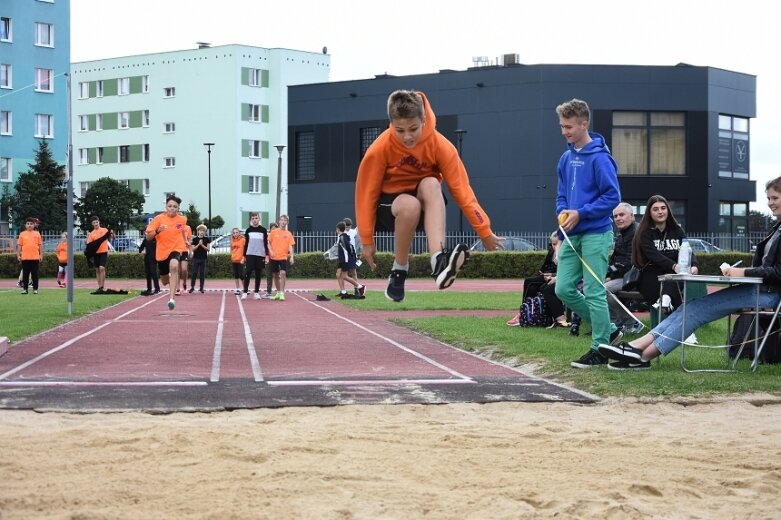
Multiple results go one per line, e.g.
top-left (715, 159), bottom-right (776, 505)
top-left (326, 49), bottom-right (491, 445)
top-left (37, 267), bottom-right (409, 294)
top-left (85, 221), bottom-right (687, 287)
top-left (269, 259), bottom-right (288, 273)
top-left (338, 260), bottom-right (357, 271)
top-left (158, 251), bottom-right (182, 276)
top-left (180, 251), bottom-right (189, 262)
top-left (93, 252), bottom-right (108, 268)
top-left (232, 262), bottom-right (244, 279)
top-left (376, 190), bottom-right (446, 232)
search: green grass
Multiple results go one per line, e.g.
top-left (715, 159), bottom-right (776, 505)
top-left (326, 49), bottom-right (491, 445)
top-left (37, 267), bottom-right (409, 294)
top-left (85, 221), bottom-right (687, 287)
top-left (0, 288), bottom-right (134, 342)
top-left (341, 291), bottom-right (781, 397)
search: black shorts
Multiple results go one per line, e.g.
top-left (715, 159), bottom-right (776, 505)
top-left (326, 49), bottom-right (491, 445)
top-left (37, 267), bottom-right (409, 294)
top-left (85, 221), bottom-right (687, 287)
top-left (157, 251), bottom-right (182, 276)
top-left (93, 252), bottom-right (108, 268)
top-left (179, 251), bottom-right (189, 262)
top-left (376, 190), bottom-right (447, 232)
top-left (338, 260), bottom-right (357, 271)
top-left (269, 259), bottom-right (288, 273)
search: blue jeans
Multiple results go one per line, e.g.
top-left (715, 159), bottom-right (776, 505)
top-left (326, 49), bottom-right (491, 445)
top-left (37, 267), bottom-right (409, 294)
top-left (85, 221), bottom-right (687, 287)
top-left (555, 231), bottom-right (616, 350)
top-left (652, 284), bottom-right (781, 355)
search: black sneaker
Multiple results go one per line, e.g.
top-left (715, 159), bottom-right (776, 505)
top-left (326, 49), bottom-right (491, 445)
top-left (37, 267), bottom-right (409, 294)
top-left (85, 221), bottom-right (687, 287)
top-left (188, 287), bottom-right (195, 294)
top-left (385, 270), bottom-right (407, 302)
top-left (432, 244), bottom-right (469, 290)
top-left (140, 290), bottom-right (152, 296)
top-left (20, 290), bottom-right (28, 295)
top-left (608, 360), bottom-right (651, 371)
top-left (598, 341), bottom-right (643, 363)
top-left (570, 349), bottom-right (608, 369)
top-left (609, 328), bottom-right (624, 346)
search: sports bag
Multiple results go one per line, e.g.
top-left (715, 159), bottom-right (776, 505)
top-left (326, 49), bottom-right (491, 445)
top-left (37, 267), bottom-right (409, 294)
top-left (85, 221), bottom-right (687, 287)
top-left (519, 295), bottom-right (553, 327)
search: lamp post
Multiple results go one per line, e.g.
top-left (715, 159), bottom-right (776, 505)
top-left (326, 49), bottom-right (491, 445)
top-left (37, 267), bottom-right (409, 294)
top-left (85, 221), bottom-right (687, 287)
top-left (203, 142), bottom-right (215, 235)
top-left (274, 145), bottom-right (286, 221)
top-left (454, 129), bottom-right (467, 234)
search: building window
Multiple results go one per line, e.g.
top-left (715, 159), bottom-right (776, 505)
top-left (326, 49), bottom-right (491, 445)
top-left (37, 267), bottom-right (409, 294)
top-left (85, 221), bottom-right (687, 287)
top-left (164, 157), bottom-right (176, 168)
top-left (0, 157), bottom-right (11, 182)
top-left (78, 148), bottom-right (87, 165)
top-left (78, 115), bottom-right (87, 131)
top-left (248, 68), bottom-right (261, 87)
top-left (119, 145), bottom-right (130, 163)
top-left (0, 17), bottom-right (12, 42)
top-left (164, 87), bottom-right (175, 98)
top-left (0, 64), bottom-right (11, 88)
top-left (34, 22), bottom-right (53, 47)
top-left (142, 75), bottom-right (149, 93)
top-left (96, 80), bottom-right (104, 97)
top-left (164, 122), bottom-right (175, 133)
top-left (248, 176), bottom-right (263, 193)
top-left (79, 181), bottom-right (92, 197)
top-left (295, 131), bottom-right (315, 181)
top-left (612, 111), bottom-right (686, 176)
top-left (142, 110), bottom-right (150, 127)
top-left (96, 147), bottom-right (104, 164)
top-left (248, 104), bottom-right (260, 122)
top-left (720, 201), bottom-right (749, 240)
top-left (249, 140), bottom-right (261, 158)
top-left (34, 68), bottom-right (53, 92)
top-left (118, 77), bottom-right (129, 95)
top-left (360, 127), bottom-right (382, 157)
top-left (96, 113), bottom-right (103, 131)
top-left (119, 112), bottom-right (129, 129)
top-left (35, 114), bottom-right (53, 138)
top-left (718, 115), bottom-right (750, 179)
top-left (78, 81), bottom-right (88, 99)
top-left (143, 179), bottom-right (150, 196)
top-left (0, 111), bottom-right (11, 135)
top-left (143, 144), bottom-right (150, 162)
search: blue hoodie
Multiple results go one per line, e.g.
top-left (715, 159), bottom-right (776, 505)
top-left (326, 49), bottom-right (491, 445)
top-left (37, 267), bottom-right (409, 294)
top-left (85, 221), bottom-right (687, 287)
top-left (555, 131), bottom-right (620, 236)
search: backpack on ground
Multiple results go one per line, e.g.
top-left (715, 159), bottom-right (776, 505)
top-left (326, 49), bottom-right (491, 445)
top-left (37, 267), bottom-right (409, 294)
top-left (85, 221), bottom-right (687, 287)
top-left (519, 295), bottom-right (553, 327)
top-left (728, 313), bottom-right (781, 364)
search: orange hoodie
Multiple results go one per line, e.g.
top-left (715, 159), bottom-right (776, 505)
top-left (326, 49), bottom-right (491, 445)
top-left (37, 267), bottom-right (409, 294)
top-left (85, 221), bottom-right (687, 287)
top-left (355, 92), bottom-right (492, 247)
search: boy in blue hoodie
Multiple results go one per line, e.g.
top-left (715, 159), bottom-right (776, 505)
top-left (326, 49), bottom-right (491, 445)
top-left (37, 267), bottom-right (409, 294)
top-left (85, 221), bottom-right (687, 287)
top-left (553, 99), bottom-right (623, 368)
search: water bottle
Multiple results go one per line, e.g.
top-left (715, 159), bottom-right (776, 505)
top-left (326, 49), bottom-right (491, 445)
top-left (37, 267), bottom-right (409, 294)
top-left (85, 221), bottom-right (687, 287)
top-left (676, 239), bottom-right (691, 274)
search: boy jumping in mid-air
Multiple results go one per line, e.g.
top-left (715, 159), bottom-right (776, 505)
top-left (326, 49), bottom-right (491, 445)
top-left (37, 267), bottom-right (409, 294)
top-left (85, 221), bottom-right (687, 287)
top-left (355, 89), bottom-right (501, 302)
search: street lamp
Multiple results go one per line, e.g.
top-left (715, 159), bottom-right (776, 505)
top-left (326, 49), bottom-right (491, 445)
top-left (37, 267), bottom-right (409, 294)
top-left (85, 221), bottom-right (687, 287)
top-left (274, 145), bottom-right (286, 221)
top-left (454, 129), bottom-right (467, 234)
top-left (203, 142), bottom-right (215, 235)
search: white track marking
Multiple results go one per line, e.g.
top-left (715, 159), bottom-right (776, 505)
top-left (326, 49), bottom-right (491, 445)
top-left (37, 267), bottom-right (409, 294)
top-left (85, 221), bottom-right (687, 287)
top-left (269, 378), bottom-right (474, 386)
top-left (209, 290), bottom-right (227, 382)
top-left (236, 292), bottom-right (264, 381)
top-left (0, 381), bottom-right (206, 387)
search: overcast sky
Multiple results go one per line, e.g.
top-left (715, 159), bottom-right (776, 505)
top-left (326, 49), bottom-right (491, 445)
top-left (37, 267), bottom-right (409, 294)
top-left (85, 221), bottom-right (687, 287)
top-left (71, 0), bottom-right (778, 210)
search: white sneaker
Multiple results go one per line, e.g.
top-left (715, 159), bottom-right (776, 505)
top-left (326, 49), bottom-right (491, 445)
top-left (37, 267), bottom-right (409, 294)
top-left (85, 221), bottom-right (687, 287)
top-left (253, 292), bottom-right (261, 300)
top-left (234, 289), bottom-right (241, 295)
top-left (241, 293), bottom-right (248, 300)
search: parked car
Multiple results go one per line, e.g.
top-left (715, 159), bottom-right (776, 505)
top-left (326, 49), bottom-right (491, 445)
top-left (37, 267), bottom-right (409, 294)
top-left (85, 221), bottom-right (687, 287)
top-left (687, 239), bottom-right (722, 253)
top-left (111, 237), bottom-right (142, 252)
top-left (470, 236), bottom-right (539, 252)
top-left (208, 233), bottom-right (232, 254)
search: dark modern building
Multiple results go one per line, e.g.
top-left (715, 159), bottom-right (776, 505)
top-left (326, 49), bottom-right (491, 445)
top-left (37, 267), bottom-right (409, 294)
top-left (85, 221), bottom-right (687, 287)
top-left (287, 62), bottom-right (756, 237)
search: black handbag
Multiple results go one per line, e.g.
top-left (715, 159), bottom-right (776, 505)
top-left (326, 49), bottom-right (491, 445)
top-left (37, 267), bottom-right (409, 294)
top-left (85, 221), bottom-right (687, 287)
top-left (622, 266), bottom-right (642, 291)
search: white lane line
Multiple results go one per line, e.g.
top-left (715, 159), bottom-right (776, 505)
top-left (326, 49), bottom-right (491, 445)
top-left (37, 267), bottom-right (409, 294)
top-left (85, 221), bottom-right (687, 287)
top-left (296, 293), bottom-right (472, 381)
top-left (268, 378), bottom-right (475, 386)
top-left (236, 293), bottom-right (264, 381)
top-left (0, 381), bottom-right (207, 387)
top-left (0, 296), bottom-right (162, 382)
top-left (209, 291), bottom-right (227, 382)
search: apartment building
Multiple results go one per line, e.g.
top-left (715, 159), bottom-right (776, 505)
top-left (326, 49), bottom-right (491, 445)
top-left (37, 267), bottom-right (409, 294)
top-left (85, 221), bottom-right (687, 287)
top-left (0, 0), bottom-right (70, 233)
top-left (71, 44), bottom-right (329, 229)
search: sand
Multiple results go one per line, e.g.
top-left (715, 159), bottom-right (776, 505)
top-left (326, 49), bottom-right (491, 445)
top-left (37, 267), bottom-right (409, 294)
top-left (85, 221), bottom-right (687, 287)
top-left (1, 396), bottom-right (780, 519)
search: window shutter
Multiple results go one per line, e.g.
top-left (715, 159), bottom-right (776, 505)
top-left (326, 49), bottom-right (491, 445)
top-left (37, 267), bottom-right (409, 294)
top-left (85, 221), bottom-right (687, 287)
top-left (262, 105), bottom-right (269, 123)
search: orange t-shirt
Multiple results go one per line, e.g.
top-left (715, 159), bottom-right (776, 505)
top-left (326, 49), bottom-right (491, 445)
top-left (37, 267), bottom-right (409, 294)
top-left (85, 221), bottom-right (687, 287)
top-left (87, 227), bottom-right (110, 254)
top-left (17, 230), bottom-right (42, 261)
top-left (55, 241), bottom-right (68, 264)
top-left (268, 229), bottom-right (295, 261)
top-left (145, 213), bottom-right (188, 261)
top-left (230, 236), bottom-right (246, 263)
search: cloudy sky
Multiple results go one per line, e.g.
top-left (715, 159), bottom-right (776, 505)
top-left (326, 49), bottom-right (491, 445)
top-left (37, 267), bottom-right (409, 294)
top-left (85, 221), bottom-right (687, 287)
top-left (71, 0), bottom-right (778, 209)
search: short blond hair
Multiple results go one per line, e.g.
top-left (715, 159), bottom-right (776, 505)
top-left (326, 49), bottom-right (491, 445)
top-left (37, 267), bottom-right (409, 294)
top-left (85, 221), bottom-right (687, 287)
top-left (556, 98), bottom-right (590, 122)
top-left (196, 224), bottom-right (207, 232)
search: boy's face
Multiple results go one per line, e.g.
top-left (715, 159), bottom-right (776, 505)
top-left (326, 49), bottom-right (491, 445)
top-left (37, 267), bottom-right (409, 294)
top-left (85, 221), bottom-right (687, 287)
top-left (559, 115), bottom-right (589, 148)
top-left (250, 215), bottom-right (260, 226)
top-left (91, 219), bottom-right (100, 229)
top-left (279, 217), bottom-right (288, 228)
top-left (61, 233), bottom-right (67, 240)
top-left (392, 117), bottom-right (424, 149)
top-left (197, 229), bottom-right (206, 237)
top-left (25, 221), bottom-right (35, 230)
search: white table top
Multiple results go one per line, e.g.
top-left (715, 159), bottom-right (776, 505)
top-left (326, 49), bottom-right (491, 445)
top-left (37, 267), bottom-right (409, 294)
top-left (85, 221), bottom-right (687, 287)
top-left (657, 273), bottom-right (764, 284)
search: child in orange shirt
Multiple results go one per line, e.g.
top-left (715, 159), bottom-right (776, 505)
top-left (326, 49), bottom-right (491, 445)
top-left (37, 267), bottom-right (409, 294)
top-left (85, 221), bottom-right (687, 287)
top-left (230, 227), bottom-right (246, 295)
top-left (267, 214), bottom-right (296, 300)
top-left (54, 232), bottom-right (68, 287)
top-left (145, 196), bottom-right (188, 310)
top-left (355, 90), bottom-right (501, 302)
top-left (17, 217), bottom-right (43, 294)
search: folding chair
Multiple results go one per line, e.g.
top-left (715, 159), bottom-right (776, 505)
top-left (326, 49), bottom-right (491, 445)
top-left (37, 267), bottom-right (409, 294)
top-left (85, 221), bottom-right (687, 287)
top-left (750, 297), bottom-right (781, 372)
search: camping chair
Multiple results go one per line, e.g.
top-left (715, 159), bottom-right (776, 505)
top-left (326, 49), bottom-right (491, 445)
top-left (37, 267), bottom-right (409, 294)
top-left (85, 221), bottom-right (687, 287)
top-left (731, 296), bottom-right (781, 372)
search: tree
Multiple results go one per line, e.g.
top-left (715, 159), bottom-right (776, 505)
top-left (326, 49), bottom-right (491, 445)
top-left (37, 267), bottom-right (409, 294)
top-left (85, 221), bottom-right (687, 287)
top-left (1, 139), bottom-right (67, 233)
top-left (74, 177), bottom-right (145, 233)
top-left (185, 202), bottom-right (202, 230)
top-left (749, 210), bottom-right (776, 234)
top-left (204, 215), bottom-right (225, 233)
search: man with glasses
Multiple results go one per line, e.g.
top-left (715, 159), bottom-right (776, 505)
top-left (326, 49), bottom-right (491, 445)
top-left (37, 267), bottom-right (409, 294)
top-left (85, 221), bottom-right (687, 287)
top-left (606, 202), bottom-right (639, 332)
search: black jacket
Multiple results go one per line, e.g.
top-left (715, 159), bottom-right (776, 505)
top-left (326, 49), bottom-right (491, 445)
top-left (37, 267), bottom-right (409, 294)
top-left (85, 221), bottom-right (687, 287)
top-left (745, 221), bottom-right (781, 290)
top-left (607, 221), bottom-right (636, 279)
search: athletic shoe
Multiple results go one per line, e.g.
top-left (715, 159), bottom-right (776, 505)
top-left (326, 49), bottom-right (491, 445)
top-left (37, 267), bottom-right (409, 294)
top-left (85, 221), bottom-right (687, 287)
top-left (234, 289), bottom-right (241, 295)
top-left (57, 281), bottom-right (65, 288)
top-left (357, 285), bottom-right (366, 297)
top-left (608, 360), bottom-right (651, 371)
top-left (385, 270), bottom-right (407, 302)
top-left (188, 287), bottom-right (195, 294)
top-left (546, 319), bottom-right (571, 329)
top-left (261, 292), bottom-right (273, 299)
top-left (609, 328), bottom-right (624, 346)
top-left (16, 281), bottom-right (23, 288)
top-left (598, 341), bottom-right (643, 363)
top-left (506, 313), bottom-right (521, 327)
top-left (277, 292), bottom-right (285, 301)
top-left (175, 289), bottom-right (181, 296)
top-left (33, 290), bottom-right (38, 294)
top-left (140, 290), bottom-right (152, 296)
top-left (253, 292), bottom-right (262, 300)
top-left (167, 299), bottom-right (176, 310)
top-left (241, 292), bottom-right (248, 300)
top-left (432, 244), bottom-right (469, 290)
top-left (199, 289), bottom-right (205, 294)
top-left (570, 349), bottom-right (609, 369)
top-left (20, 290), bottom-right (28, 295)
top-left (153, 289), bottom-right (161, 294)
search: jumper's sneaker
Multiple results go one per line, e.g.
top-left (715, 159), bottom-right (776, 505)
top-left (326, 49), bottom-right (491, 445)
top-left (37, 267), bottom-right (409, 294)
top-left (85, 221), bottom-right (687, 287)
top-left (241, 292), bottom-right (248, 300)
top-left (385, 270), bottom-right (407, 302)
top-left (432, 244), bottom-right (469, 290)
top-left (608, 360), bottom-right (651, 371)
top-left (253, 292), bottom-right (262, 300)
top-left (598, 341), bottom-right (643, 363)
top-left (570, 349), bottom-right (609, 369)
top-left (167, 299), bottom-right (176, 310)
top-left (506, 313), bottom-right (521, 327)
top-left (261, 292), bottom-right (273, 299)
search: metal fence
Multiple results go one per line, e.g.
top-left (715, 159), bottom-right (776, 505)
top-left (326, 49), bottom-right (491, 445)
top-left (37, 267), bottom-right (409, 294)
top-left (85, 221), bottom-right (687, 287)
top-left (0, 230), bottom-right (768, 254)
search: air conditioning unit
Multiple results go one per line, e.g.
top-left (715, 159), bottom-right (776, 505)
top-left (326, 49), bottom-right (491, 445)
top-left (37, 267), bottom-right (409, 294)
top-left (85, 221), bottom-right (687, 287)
top-left (472, 56), bottom-right (490, 67)
top-left (503, 53), bottom-right (520, 66)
